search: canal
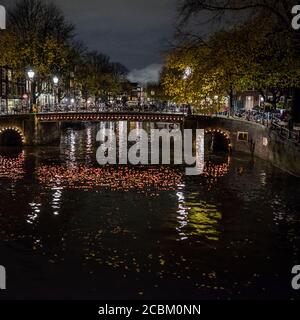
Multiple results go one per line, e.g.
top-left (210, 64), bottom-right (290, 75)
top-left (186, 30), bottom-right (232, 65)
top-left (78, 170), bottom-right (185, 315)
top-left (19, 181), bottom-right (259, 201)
top-left (0, 122), bottom-right (299, 299)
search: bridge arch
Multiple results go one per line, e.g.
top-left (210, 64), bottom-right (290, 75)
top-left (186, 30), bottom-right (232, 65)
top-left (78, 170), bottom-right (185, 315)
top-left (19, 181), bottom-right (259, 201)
top-left (205, 128), bottom-right (231, 153)
top-left (0, 127), bottom-right (25, 146)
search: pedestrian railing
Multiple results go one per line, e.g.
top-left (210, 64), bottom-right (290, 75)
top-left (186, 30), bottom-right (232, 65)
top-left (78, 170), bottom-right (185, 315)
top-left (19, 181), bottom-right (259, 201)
top-left (270, 122), bottom-right (300, 144)
top-left (0, 106), bottom-right (188, 116)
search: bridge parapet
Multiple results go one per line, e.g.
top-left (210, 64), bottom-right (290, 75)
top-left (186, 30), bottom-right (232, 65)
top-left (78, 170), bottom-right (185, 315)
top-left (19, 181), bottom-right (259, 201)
top-left (36, 112), bottom-right (185, 123)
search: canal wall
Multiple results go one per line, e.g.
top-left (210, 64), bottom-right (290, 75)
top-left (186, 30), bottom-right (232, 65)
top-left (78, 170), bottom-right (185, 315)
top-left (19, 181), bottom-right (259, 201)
top-left (186, 116), bottom-right (300, 177)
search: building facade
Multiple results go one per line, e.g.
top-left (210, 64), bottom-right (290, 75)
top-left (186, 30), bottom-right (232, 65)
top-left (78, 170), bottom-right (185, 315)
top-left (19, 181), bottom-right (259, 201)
top-left (0, 66), bottom-right (27, 113)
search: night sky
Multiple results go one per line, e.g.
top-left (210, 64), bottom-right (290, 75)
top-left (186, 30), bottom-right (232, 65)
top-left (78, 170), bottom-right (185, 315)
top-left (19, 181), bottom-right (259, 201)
top-left (1, 0), bottom-right (177, 82)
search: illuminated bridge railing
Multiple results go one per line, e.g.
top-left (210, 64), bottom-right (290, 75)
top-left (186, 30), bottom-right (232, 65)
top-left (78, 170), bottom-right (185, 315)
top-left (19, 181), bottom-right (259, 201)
top-left (35, 112), bottom-right (185, 123)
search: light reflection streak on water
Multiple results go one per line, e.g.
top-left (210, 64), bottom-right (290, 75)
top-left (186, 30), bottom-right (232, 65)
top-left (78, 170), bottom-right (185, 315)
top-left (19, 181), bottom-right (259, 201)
top-left (67, 130), bottom-right (76, 164)
top-left (28, 202), bottom-right (41, 224)
top-left (176, 191), bottom-right (222, 242)
top-left (51, 185), bottom-right (63, 216)
top-left (260, 171), bottom-right (267, 186)
top-left (176, 188), bottom-right (190, 241)
top-left (85, 127), bottom-right (93, 164)
top-left (175, 159), bottom-right (230, 241)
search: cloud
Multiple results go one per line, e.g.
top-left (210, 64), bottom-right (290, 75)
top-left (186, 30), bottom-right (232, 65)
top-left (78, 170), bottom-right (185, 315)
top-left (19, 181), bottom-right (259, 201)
top-left (127, 64), bottom-right (163, 84)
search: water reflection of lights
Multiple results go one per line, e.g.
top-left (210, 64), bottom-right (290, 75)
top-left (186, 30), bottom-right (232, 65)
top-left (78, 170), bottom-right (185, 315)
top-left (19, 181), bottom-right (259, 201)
top-left (86, 128), bottom-right (92, 152)
top-left (0, 151), bottom-right (25, 179)
top-left (28, 202), bottom-right (41, 224)
top-left (176, 190), bottom-right (190, 241)
top-left (201, 159), bottom-right (230, 189)
top-left (176, 191), bottom-right (185, 203)
top-left (37, 165), bottom-right (183, 193)
top-left (176, 158), bottom-right (229, 241)
top-left (260, 171), bottom-right (267, 186)
top-left (52, 186), bottom-right (63, 215)
top-left (62, 130), bottom-right (77, 164)
top-left (176, 198), bottom-right (222, 242)
top-left (69, 131), bottom-right (76, 162)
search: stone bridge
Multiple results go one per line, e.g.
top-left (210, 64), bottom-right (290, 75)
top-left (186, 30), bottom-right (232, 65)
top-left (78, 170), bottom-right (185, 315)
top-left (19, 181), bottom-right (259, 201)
top-left (0, 112), bottom-right (185, 146)
top-left (0, 112), bottom-right (299, 176)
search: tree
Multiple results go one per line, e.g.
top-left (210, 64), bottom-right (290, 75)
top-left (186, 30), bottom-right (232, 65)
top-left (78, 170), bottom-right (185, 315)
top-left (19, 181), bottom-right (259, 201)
top-left (0, 0), bottom-right (75, 105)
top-left (243, 20), bottom-right (300, 109)
top-left (161, 44), bottom-right (230, 114)
top-left (8, 0), bottom-right (74, 42)
top-left (178, 0), bottom-right (296, 28)
top-left (76, 51), bottom-right (129, 105)
top-left (162, 14), bottom-right (300, 113)
top-left (178, 0), bottom-right (300, 120)
top-left (0, 0), bottom-right (129, 108)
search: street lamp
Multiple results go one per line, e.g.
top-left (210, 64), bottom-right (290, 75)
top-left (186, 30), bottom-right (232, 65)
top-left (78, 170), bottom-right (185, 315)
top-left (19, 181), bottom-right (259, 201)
top-left (53, 76), bottom-right (59, 107)
top-left (183, 67), bottom-right (192, 114)
top-left (53, 76), bottom-right (59, 85)
top-left (27, 70), bottom-right (35, 80)
top-left (183, 67), bottom-right (192, 80)
top-left (27, 70), bottom-right (35, 113)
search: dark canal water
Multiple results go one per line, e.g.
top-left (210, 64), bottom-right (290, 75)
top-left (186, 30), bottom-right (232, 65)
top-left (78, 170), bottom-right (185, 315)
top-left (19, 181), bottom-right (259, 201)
top-left (0, 122), bottom-right (299, 300)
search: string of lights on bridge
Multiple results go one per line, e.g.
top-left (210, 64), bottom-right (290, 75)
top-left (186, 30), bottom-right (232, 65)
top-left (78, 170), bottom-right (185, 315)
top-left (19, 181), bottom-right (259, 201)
top-left (0, 119), bottom-right (231, 148)
top-left (36, 113), bottom-right (185, 123)
top-left (205, 129), bottom-right (230, 140)
top-left (0, 126), bottom-right (26, 143)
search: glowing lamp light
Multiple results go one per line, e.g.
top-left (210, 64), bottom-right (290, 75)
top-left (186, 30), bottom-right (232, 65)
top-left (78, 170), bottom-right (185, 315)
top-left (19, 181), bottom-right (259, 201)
top-left (0, 127), bottom-right (25, 143)
top-left (53, 76), bottom-right (59, 85)
top-left (183, 67), bottom-right (192, 80)
top-left (27, 70), bottom-right (35, 80)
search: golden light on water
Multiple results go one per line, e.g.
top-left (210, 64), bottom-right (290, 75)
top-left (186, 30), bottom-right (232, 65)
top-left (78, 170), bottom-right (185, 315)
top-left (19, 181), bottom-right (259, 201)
top-left (0, 148), bottom-right (230, 243)
top-left (0, 151), bottom-right (25, 179)
top-left (36, 165), bottom-right (184, 193)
